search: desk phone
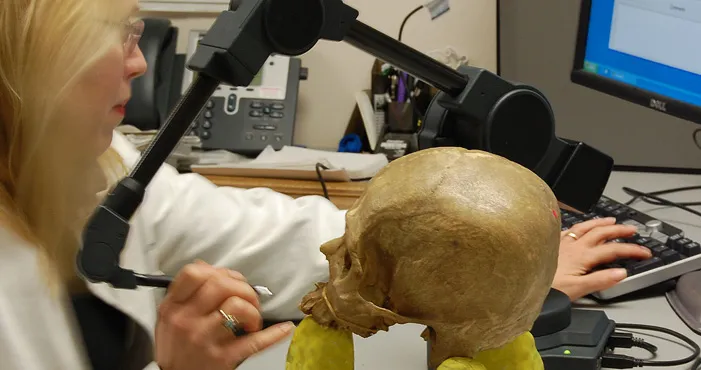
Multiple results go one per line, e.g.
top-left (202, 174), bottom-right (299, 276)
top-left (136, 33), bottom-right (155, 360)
top-left (183, 30), bottom-right (308, 156)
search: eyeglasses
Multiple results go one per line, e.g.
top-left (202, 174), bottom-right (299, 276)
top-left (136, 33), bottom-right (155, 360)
top-left (122, 18), bottom-right (145, 56)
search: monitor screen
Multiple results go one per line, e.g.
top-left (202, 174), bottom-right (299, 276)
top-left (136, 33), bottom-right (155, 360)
top-left (571, 0), bottom-right (701, 124)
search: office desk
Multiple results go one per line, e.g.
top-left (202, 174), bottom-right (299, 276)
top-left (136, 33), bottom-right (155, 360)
top-left (201, 175), bottom-right (367, 210)
top-left (238, 171), bottom-right (701, 370)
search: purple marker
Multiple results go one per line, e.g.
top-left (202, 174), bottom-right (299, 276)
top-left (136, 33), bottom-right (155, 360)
top-left (397, 72), bottom-right (407, 103)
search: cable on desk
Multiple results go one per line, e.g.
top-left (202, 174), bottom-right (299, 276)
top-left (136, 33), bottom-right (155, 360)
top-left (601, 323), bottom-right (700, 368)
top-left (622, 187), bottom-right (701, 219)
top-left (692, 128), bottom-right (701, 151)
top-left (632, 337), bottom-right (659, 354)
top-left (608, 331), bottom-right (658, 355)
top-left (692, 356), bottom-right (701, 369)
top-left (315, 162), bottom-right (330, 200)
top-left (623, 185), bottom-right (701, 207)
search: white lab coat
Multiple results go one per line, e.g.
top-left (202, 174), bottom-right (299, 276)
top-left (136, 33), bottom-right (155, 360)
top-left (0, 131), bottom-right (346, 370)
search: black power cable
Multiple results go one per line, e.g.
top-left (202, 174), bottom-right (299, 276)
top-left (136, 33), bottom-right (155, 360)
top-left (398, 5), bottom-right (424, 42)
top-left (315, 162), bottom-right (329, 200)
top-left (622, 187), bottom-right (701, 219)
top-left (395, 5), bottom-right (429, 126)
top-left (624, 185), bottom-right (701, 207)
top-left (692, 128), bottom-right (701, 151)
top-left (632, 337), bottom-right (659, 355)
top-left (694, 356), bottom-right (701, 370)
top-left (609, 331), bottom-right (660, 355)
top-left (601, 323), bottom-right (700, 368)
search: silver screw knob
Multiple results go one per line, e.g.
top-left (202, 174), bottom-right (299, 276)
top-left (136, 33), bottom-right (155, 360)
top-left (645, 220), bottom-right (662, 234)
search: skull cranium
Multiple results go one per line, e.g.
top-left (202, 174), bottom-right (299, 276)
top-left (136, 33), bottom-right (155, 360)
top-left (300, 147), bottom-right (561, 367)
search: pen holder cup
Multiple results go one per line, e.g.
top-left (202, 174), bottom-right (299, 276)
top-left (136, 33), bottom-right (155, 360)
top-left (387, 102), bottom-right (415, 133)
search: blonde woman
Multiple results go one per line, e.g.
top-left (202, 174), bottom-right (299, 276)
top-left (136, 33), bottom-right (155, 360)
top-left (0, 0), bottom-right (653, 369)
top-left (0, 0), bottom-right (345, 369)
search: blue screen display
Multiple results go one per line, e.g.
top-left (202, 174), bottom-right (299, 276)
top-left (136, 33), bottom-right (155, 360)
top-left (582, 0), bottom-right (701, 107)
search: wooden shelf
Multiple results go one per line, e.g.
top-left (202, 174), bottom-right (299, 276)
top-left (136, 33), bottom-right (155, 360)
top-left (202, 175), bottom-right (367, 210)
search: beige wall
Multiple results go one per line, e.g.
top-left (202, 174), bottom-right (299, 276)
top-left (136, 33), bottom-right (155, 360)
top-left (141, 0), bottom-right (497, 150)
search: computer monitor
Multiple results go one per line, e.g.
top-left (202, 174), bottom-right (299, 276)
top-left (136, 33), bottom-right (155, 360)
top-left (571, 0), bottom-right (701, 125)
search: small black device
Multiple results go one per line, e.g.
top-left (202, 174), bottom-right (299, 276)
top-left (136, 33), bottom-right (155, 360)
top-left (533, 290), bottom-right (615, 370)
top-left (181, 30), bottom-right (308, 156)
top-left (426, 289), bottom-right (616, 370)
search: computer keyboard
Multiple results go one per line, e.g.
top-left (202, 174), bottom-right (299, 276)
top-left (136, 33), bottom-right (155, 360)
top-left (560, 196), bottom-right (701, 300)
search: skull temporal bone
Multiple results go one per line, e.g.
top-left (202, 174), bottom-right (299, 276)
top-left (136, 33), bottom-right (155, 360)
top-left (300, 147), bottom-right (561, 367)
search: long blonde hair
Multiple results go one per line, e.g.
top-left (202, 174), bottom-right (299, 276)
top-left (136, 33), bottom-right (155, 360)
top-left (0, 0), bottom-right (128, 291)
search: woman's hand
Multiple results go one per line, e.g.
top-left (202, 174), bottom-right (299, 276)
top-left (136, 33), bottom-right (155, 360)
top-left (552, 217), bottom-right (653, 301)
top-left (155, 261), bottom-right (295, 370)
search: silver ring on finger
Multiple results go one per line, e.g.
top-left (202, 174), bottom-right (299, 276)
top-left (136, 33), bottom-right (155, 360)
top-left (219, 309), bottom-right (241, 336)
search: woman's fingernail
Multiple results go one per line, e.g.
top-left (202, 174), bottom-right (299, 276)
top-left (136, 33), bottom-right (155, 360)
top-left (228, 270), bottom-right (247, 281)
top-left (281, 321), bottom-right (296, 332)
top-left (640, 246), bottom-right (652, 255)
top-left (605, 217), bottom-right (617, 222)
top-left (612, 268), bottom-right (628, 280)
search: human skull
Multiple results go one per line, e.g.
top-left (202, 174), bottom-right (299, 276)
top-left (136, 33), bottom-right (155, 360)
top-left (300, 147), bottom-right (561, 367)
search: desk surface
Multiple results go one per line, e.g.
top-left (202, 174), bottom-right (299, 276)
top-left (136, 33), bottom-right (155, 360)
top-left (238, 171), bottom-right (701, 370)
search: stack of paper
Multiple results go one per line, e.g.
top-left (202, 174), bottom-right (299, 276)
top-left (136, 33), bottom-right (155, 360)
top-left (117, 125), bottom-right (202, 169)
top-left (192, 145), bottom-right (389, 181)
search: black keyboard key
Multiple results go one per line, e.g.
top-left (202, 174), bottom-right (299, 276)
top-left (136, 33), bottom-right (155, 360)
top-left (682, 242), bottom-right (701, 256)
top-left (611, 208), bottom-right (628, 219)
top-left (563, 216), bottom-right (578, 225)
top-left (651, 245), bottom-right (667, 257)
top-left (583, 213), bottom-right (598, 220)
top-left (636, 237), bottom-right (653, 245)
top-left (660, 249), bottom-right (683, 264)
top-left (666, 234), bottom-right (683, 248)
top-left (674, 238), bottom-right (692, 253)
top-left (644, 240), bottom-right (663, 250)
top-left (629, 257), bottom-right (664, 275)
top-left (618, 258), bottom-right (637, 268)
top-left (603, 205), bottom-right (621, 215)
top-left (595, 201), bottom-right (610, 212)
top-left (622, 233), bottom-right (641, 244)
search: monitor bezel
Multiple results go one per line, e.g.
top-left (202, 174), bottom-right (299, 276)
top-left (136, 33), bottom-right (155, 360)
top-left (571, 0), bottom-right (701, 125)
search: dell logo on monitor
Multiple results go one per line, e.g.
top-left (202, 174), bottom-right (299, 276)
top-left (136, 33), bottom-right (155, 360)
top-left (650, 98), bottom-right (668, 112)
